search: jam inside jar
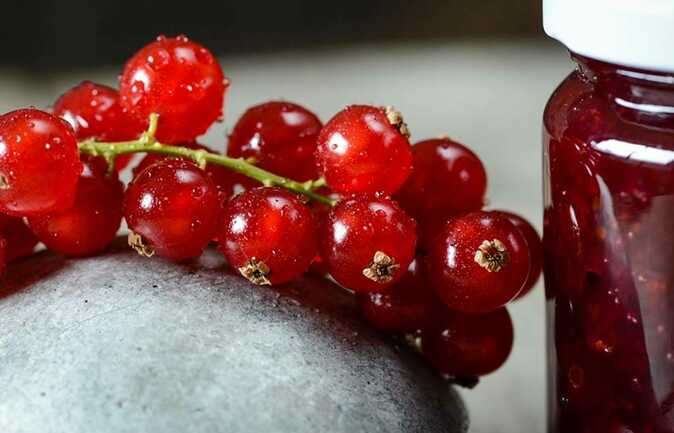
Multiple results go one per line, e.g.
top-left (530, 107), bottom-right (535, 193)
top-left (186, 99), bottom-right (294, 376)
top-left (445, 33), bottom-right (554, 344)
top-left (544, 55), bottom-right (674, 433)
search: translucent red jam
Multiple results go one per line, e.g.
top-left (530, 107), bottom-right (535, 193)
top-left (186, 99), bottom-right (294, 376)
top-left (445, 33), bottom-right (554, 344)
top-left (544, 55), bottom-right (674, 433)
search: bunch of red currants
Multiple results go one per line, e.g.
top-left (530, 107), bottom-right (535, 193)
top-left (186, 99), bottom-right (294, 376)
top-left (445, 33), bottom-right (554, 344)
top-left (0, 35), bottom-right (542, 382)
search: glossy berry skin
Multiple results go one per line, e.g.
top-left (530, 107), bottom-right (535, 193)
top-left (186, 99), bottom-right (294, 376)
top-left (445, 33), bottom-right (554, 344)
top-left (493, 210), bottom-right (542, 299)
top-left (0, 215), bottom-right (38, 262)
top-left (359, 258), bottom-right (438, 333)
top-left (396, 138), bottom-right (487, 221)
top-left (218, 187), bottom-right (318, 285)
top-left (119, 35), bottom-right (228, 144)
top-left (315, 105), bottom-right (413, 195)
top-left (0, 109), bottom-right (82, 216)
top-left (423, 307), bottom-right (514, 377)
top-left (28, 155), bottom-right (124, 256)
top-left (53, 81), bottom-right (144, 170)
top-left (133, 141), bottom-right (258, 203)
top-left (228, 101), bottom-right (323, 181)
top-left (320, 194), bottom-right (417, 293)
top-left (124, 159), bottom-right (220, 260)
top-left (428, 211), bottom-right (530, 313)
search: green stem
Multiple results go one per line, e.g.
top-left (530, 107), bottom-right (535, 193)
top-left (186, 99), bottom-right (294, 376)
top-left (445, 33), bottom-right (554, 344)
top-left (78, 114), bottom-right (336, 206)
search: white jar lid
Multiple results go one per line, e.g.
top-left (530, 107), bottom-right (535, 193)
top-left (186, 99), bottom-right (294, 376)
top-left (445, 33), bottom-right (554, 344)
top-left (544, 0), bottom-right (674, 73)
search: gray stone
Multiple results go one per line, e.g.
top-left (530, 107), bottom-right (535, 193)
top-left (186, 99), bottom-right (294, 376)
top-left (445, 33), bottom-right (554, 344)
top-left (0, 239), bottom-right (468, 433)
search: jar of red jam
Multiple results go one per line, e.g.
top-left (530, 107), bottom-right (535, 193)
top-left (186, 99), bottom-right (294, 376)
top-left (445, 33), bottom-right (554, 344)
top-left (543, 1), bottom-right (674, 432)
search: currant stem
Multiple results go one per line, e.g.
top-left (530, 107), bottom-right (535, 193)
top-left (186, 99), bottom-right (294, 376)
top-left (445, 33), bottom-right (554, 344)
top-left (78, 114), bottom-right (336, 206)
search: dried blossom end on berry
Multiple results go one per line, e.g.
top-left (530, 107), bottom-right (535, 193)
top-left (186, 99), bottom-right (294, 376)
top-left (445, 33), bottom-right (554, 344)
top-left (362, 251), bottom-right (401, 284)
top-left (128, 231), bottom-right (155, 258)
top-left (383, 106), bottom-right (410, 138)
top-left (239, 258), bottom-right (272, 286)
top-left (474, 239), bottom-right (509, 272)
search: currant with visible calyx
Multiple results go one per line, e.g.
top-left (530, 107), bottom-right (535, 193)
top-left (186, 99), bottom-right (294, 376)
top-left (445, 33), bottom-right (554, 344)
top-left (428, 211), bottom-right (531, 314)
top-left (315, 105), bottom-right (413, 195)
top-left (320, 194), bottom-right (416, 293)
top-left (218, 187), bottom-right (318, 285)
top-left (124, 159), bottom-right (220, 261)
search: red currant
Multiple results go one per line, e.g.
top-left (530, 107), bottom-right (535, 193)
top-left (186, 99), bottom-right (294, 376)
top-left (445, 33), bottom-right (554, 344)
top-left (218, 187), bottom-right (317, 285)
top-left (133, 141), bottom-right (258, 203)
top-left (315, 105), bottom-right (413, 195)
top-left (124, 159), bottom-right (220, 260)
top-left (0, 109), bottom-right (82, 216)
top-left (396, 138), bottom-right (487, 221)
top-left (428, 211), bottom-right (531, 314)
top-left (53, 81), bottom-right (144, 171)
top-left (27, 155), bottom-right (124, 256)
top-left (119, 35), bottom-right (228, 144)
top-left (320, 194), bottom-right (417, 293)
top-left (228, 101), bottom-right (322, 181)
top-left (493, 210), bottom-right (542, 299)
top-left (359, 257), bottom-right (438, 333)
top-left (423, 307), bottom-right (514, 377)
top-left (0, 215), bottom-right (38, 262)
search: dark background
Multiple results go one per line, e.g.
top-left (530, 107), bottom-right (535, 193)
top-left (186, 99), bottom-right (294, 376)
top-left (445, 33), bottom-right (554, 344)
top-left (1, 0), bottom-right (542, 69)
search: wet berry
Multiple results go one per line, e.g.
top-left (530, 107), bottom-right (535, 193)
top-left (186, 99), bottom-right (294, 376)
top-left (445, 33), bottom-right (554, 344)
top-left (124, 159), bottom-right (220, 260)
top-left (315, 105), bottom-right (413, 195)
top-left (27, 155), bottom-right (124, 256)
top-left (320, 194), bottom-right (417, 293)
top-left (0, 109), bottom-right (82, 216)
top-left (423, 307), bottom-right (514, 377)
top-left (218, 187), bottom-right (317, 285)
top-left (493, 210), bottom-right (542, 299)
top-left (428, 211), bottom-right (530, 314)
top-left (53, 81), bottom-right (144, 171)
top-left (228, 101), bottom-right (322, 181)
top-left (119, 35), bottom-right (228, 144)
top-left (0, 215), bottom-right (38, 262)
top-left (359, 257), bottom-right (437, 333)
top-left (396, 138), bottom-right (486, 221)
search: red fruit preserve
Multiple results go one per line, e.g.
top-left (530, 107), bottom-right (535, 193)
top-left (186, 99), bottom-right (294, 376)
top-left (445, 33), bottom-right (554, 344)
top-left (544, 1), bottom-right (674, 432)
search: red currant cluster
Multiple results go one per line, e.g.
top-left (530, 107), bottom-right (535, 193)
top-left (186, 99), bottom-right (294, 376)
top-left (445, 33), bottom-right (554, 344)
top-left (0, 35), bottom-right (542, 382)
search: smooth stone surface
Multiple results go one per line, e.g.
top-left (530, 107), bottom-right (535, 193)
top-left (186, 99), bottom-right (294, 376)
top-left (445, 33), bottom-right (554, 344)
top-left (0, 240), bottom-right (467, 433)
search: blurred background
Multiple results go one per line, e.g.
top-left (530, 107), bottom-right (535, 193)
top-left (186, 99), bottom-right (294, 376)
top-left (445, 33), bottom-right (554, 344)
top-left (1, 2), bottom-right (569, 432)
top-left (1, 0), bottom-right (543, 70)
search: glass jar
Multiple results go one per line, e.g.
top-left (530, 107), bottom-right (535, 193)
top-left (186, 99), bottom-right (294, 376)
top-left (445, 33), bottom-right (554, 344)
top-left (544, 54), bottom-right (674, 433)
top-left (543, 2), bottom-right (674, 431)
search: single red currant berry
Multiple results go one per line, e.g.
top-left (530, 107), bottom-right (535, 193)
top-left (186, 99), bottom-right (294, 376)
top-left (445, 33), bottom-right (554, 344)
top-left (428, 211), bottom-right (531, 314)
top-left (119, 35), bottom-right (229, 144)
top-left (0, 215), bottom-right (38, 262)
top-left (492, 210), bottom-right (542, 299)
top-left (53, 81), bottom-right (144, 171)
top-left (133, 141), bottom-right (258, 204)
top-left (27, 155), bottom-right (124, 256)
top-left (228, 101), bottom-right (323, 181)
top-left (396, 138), bottom-right (487, 221)
top-left (315, 105), bottom-right (413, 195)
top-left (218, 187), bottom-right (318, 285)
top-left (124, 159), bottom-right (220, 260)
top-left (320, 194), bottom-right (417, 293)
top-left (359, 257), bottom-right (438, 333)
top-left (0, 109), bottom-right (82, 216)
top-left (423, 307), bottom-right (514, 377)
